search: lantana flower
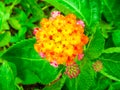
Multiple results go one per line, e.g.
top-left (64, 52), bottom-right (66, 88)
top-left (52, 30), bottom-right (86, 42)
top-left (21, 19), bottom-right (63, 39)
top-left (34, 11), bottom-right (89, 78)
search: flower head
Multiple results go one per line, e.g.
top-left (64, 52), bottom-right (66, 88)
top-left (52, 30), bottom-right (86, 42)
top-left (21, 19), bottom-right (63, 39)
top-left (34, 11), bottom-right (89, 78)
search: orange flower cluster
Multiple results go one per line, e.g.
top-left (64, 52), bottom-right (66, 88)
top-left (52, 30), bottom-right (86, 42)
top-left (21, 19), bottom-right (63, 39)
top-left (34, 13), bottom-right (88, 65)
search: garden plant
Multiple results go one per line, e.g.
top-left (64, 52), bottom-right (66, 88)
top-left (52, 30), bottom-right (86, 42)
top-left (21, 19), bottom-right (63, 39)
top-left (0, 0), bottom-right (120, 90)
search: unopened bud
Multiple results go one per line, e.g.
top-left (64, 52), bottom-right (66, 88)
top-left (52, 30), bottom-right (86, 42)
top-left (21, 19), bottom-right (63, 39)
top-left (93, 60), bottom-right (103, 72)
top-left (65, 62), bottom-right (80, 78)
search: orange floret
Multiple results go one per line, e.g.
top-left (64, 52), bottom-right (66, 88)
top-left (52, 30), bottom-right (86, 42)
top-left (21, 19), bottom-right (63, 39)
top-left (34, 13), bottom-right (88, 65)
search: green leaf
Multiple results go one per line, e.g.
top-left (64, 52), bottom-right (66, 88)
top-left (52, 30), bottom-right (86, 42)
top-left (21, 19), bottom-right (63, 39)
top-left (2, 38), bottom-right (61, 84)
top-left (103, 47), bottom-right (120, 53)
top-left (15, 77), bottom-right (24, 90)
top-left (0, 2), bottom-right (5, 12)
top-left (105, 34), bottom-right (115, 48)
top-left (10, 34), bottom-right (19, 43)
top-left (1, 21), bottom-right (10, 30)
top-left (9, 17), bottom-right (21, 30)
top-left (100, 53), bottom-right (120, 81)
top-left (102, 0), bottom-right (120, 26)
top-left (63, 60), bottom-right (95, 90)
top-left (18, 27), bottom-right (27, 39)
top-left (43, 76), bottom-right (66, 90)
top-left (0, 18), bottom-right (2, 31)
top-left (0, 31), bottom-right (11, 47)
top-left (20, 0), bottom-right (31, 16)
top-left (10, 27), bottom-right (27, 43)
top-left (4, 0), bottom-right (21, 5)
top-left (13, 8), bottom-right (27, 23)
top-left (4, 0), bottom-right (16, 4)
top-left (0, 61), bottom-right (16, 90)
top-left (26, 0), bottom-right (45, 21)
top-left (89, 0), bottom-right (101, 26)
top-left (112, 30), bottom-right (120, 47)
top-left (91, 73), bottom-right (112, 90)
top-left (0, 2), bottom-right (10, 31)
top-left (109, 82), bottom-right (120, 90)
top-left (45, 0), bottom-right (101, 27)
top-left (86, 29), bottom-right (105, 59)
top-left (0, 17), bottom-right (2, 30)
top-left (0, 2), bottom-right (10, 20)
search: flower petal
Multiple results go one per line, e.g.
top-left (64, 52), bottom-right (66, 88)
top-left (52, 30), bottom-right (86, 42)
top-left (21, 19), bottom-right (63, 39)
top-left (39, 52), bottom-right (46, 58)
top-left (78, 54), bottom-right (84, 60)
top-left (33, 27), bottom-right (39, 35)
top-left (51, 11), bottom-right (61, 18)
top-left (50, 60), bottom-right (58, 67)
top-left (76, 20), bottom-right (85, 28)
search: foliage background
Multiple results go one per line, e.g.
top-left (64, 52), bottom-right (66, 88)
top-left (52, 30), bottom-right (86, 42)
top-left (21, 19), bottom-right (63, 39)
top-left (0, 0), bottom-right (120, 90)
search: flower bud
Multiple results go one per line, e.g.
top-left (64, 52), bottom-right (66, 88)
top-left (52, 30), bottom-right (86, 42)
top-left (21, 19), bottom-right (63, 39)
top-left (65, 62), bottom-right (80, 78)
top-left (93, 60), bottom-right (103, 72)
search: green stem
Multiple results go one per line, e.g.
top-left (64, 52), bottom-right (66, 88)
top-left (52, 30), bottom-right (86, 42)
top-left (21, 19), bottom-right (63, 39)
top-left (8, 0), bottom-right (17, 13)
top-left (100, 70), bottom-right (120, 82)
top-left (42, 5), bottom-right (50, 10)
